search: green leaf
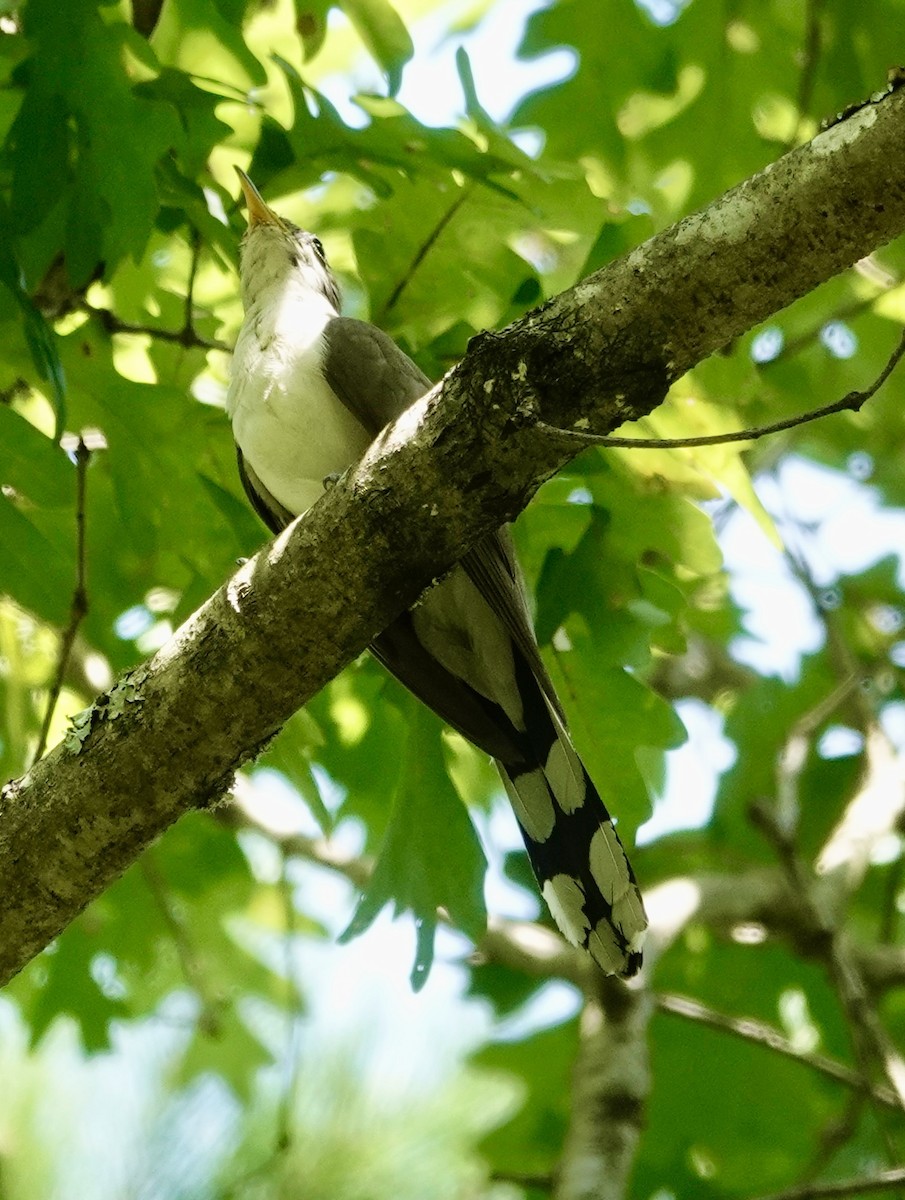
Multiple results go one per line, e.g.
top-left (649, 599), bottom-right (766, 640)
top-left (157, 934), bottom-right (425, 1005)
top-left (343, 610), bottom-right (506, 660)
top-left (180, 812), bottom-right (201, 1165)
top-left (546, 628), bottom-right (686, 833)
top-left (27, 926), bottom-right (129, 1052)
top-left (340, 701), bottom-right (487, 985)
top-left (475, 1019), bottom-right (579, 1179)
top-left (7, 0), bottom-right (183, 284)
top-left (135, 67), bottom-right (233, 175)
top-left (176, 1002), bottom-right (274, 1101)
top-left (150, 0), bottom-right (267, 89)
top-left (197, 472), bottom-right (268, 559)
top-left (294, 0), bottom-right (332, 61)
top-left (0, 405), bottom-right (71, 508)
top-left (0, 205), bottom-right (66, 436)
top-left (339, 0), bottom-right (413, 94)
top-left (259, 709), bottom-right (335, 835)
top-left (0, 492), bottom-right (72, 624)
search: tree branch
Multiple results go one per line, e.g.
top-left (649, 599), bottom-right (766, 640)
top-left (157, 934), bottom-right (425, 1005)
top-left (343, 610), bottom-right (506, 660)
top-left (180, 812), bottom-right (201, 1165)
top-left (226, 799), bottom-right (905, 1117)
top-left (750, 1167), bottom-right (905, 1200)
top-left (85, 303), bottom-right (230, 353)
top-left (537, 327), bottom-right (905, 450)
top-left (32, 439), bottom-right (91, 765)
top-left (656, 993), bottom-right (901, 1110)
top-left (2, 88), bottom-right (905, 988)
top-left (555, 978), bottom-right (652, 1200)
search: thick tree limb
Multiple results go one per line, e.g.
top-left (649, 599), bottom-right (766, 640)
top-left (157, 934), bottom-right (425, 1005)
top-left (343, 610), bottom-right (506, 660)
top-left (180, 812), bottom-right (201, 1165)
top-left (1, 88), bottom-right (904, 988)
top-left (555, 980), bottom-right (652, 1200)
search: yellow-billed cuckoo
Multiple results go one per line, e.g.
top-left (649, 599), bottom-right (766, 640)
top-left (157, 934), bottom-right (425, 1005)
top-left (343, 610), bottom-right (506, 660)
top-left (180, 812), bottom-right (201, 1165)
top-left (227, 170), bottom-right (648, 977)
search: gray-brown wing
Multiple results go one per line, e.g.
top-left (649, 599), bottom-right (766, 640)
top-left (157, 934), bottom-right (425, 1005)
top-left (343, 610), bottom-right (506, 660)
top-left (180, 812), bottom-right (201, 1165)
top-left (462, 532), bottom-right (567, 725)
top-left (370, 601), bottom-right (530, 765)
top-left (322, 316), bottom-right (431, 436)
top-left (324, 318), bottom-right (561, 722)
top-left (237, 448), bottom-right (294, 535)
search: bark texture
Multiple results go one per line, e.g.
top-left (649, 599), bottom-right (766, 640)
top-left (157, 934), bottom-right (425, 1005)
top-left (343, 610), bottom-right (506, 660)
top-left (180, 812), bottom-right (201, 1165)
top-left (1, 88), bottom-right (904, 987)
top-left (554, 980), bottom-right (652, 1200)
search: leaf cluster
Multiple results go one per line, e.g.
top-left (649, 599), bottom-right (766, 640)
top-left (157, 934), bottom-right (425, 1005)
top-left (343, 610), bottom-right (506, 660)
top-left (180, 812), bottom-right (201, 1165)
top-left (1, 0), bottom-right (905, 1196)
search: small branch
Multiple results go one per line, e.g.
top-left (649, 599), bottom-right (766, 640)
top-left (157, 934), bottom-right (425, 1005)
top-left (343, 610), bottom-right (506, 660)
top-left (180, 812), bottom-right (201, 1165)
top-left (829, 945), bottom-right (905, 1115)
top-left (657, 993), bottom-right (900, 1109)
top-left (800, 1093), bottom-right (867, 1185)
top-left (751, 802), bottom-right (905, 1148)
top-left (780, 539), bottom-right (905, 899)
top-left (787, 0), bottom-right (825, 150)
top-left (780, 291), bottom-right (892, 361)
top-left (749, 801), bottom-right (826, 931)
top-left (750, 1167), bottom-right (905, 1200)
top-left (222, 797), bottom-right (589, 982)
top-left (274, 848), bottom-right (304, 1155)
top-left (491, 1169), bottom-right (554, 1192)
top-left (32, 439), bottom-right (90, 765)
top-left (86, 304), bottom-right (230, 353)
top-left (183, 227), bottom-right (203, 341)
top-left (554, 977), bottom-right (652, 1200)
top-left (774, 677), bottom-right (860, 838)
top-left (140, 853), bottom-right (223, 1035)
top-left (817, 725), bottom-right (905, 888)
top-left (536, 327), bottom-right (905, 450)
top-left (220, 800), bottom-right (374, 888)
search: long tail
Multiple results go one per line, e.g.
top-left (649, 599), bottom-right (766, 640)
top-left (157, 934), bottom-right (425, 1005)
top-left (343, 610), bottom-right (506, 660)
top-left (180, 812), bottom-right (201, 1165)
top-left (370, 581), bottom-right (647, 976)
top-left (498, 663), bottom-right (647, 977)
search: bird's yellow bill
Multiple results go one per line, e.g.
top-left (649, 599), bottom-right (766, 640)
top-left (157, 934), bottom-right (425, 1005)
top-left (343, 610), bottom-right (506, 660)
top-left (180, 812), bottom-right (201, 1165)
top-left (235, 168), bottom-right (284, 229)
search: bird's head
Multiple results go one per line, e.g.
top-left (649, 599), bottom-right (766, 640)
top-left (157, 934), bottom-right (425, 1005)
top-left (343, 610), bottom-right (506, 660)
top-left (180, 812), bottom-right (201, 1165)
top-left (235, 169), bottom-right (340, 312)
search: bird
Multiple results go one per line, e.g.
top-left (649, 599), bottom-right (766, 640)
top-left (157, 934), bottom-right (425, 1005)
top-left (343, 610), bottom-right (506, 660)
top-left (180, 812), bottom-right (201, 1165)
top-left (226, 169), bottom-right (648, 977)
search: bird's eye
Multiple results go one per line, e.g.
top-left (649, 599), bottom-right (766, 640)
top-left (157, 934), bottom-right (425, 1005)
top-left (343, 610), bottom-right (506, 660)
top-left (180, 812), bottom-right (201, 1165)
top-left (310, 236), bottom-right (325, 260)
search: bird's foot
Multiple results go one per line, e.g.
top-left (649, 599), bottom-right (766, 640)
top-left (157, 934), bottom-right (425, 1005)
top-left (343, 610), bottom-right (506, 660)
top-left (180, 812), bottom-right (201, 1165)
top-left (322, 470), bottom-right (345, 490)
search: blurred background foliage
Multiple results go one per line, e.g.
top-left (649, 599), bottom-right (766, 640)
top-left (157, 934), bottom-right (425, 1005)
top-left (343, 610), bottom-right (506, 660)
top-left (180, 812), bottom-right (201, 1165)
top-left (1, 0), bottom-right (905, 1196)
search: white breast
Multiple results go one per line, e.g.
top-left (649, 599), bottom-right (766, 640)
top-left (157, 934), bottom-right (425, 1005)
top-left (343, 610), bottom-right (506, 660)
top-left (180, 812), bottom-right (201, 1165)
top-left (227, 278), bottom-right (372, 517)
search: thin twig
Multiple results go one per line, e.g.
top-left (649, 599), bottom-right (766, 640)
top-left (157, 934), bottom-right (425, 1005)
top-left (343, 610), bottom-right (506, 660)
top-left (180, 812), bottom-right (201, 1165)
top-left (378, 185), bottom-right (473, 318)
top-left (274, 848), bottom-right (305, 1155)
top-left (657, 993), bottom-right (900, 1109)
top-left (32, 439), bottom-right (90, 765)
top-left (86, 304), bottom-right (230, 353)
top-left (490, 1169), bottom-right (554, 1191)
top-left (183, 226), bottom-right (203, 341)
top-left (750, 1167), bottom-right (905, 1200)
top-left (141, 853), bottom-right (223, 1035)
top-left (536, 327), bottom-right (905, 450)
top-left (780, 293), bottom-right (888, 361)
top-left (786, 0), bottom-right (825, 151)
top-left (774, 676), bottom-right (860, 838)
top-left (765, 537), bottom-right (905, 1162)
top-left (752, 800), bottom-right (905, 1160)
top-left (800, 1093), bottom-right (867, 1185)
top-left (879, 855), bottom-right (904, 946)
top-left (830, 946), bottom-right (905, 1113)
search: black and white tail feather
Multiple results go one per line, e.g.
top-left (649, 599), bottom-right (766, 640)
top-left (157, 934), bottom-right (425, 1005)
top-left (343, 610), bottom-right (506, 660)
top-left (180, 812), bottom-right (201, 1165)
top-left (228, 174), bottom-right (648, 977)
top-left (369, 552), bottom-right (648, 978)
top-left (499, 666), bottom-right (646, 977)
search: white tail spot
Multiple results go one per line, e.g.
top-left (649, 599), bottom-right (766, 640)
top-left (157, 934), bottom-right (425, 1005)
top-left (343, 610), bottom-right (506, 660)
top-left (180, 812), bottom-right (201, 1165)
top-left (503, 769), bottom-right (556, 842)
top-left (542, 875), bottom-right (590, 948)
top-left (544, 738), bottom-right (585, 814)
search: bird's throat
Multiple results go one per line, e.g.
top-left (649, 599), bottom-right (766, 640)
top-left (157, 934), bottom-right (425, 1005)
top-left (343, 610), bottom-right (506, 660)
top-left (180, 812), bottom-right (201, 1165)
top-left (228, 288), bottom-right (371, 518)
